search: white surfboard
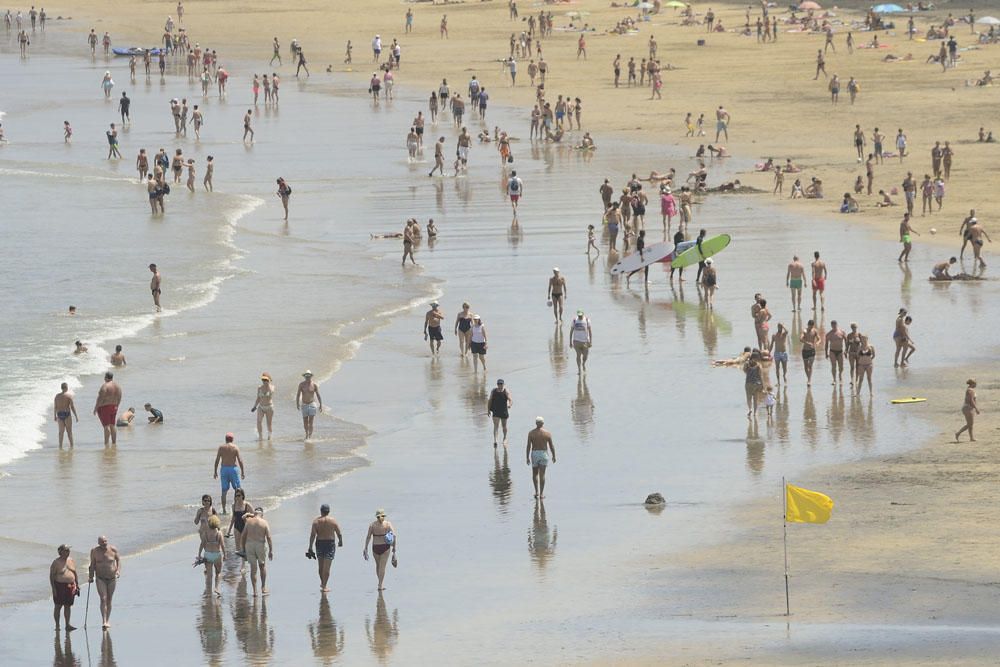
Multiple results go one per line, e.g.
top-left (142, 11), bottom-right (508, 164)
top-left (610, 242), bottom-right (674, 275)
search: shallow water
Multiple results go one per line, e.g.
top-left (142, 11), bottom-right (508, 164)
top-left (2, 19), bottom-right (1000, 666)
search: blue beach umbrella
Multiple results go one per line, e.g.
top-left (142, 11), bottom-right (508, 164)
top-left (872, 3), bottom-right (906, 13)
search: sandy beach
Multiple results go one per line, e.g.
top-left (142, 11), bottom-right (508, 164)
top-left (2, 1), bottom-right (1000, 665)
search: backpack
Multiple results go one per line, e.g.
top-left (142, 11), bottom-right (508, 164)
top-left (509, 178), bottom-right (520, 193)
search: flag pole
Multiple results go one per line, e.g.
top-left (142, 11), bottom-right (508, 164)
top-left (782, 476), bottom-right (790, 617)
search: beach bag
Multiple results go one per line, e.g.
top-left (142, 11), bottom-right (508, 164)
top-left (507, 155), bottom-right (514, 163)
top-left (384, 530), bottom-right (395, 546)
top-left (162, 183), bottom-right (171, 195)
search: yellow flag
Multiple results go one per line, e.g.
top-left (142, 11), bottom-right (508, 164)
top-left (785, 483), bottom-right (833, 524)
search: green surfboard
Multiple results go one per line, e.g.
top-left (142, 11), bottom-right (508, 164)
top-left (669, 234), bottom-right (732, 270)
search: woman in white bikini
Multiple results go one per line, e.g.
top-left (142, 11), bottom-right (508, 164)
top-left (252, 372), bottom-right (275, 439)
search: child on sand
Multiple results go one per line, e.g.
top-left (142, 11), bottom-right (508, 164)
top-left (764, 386), bottom-right (776, 418)
top-left (586, 224), bottom-right (600, 256)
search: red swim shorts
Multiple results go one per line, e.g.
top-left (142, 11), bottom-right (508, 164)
top-left (98, 404), bottom-right (119, 427)
top-left (812, 278), bottom-right (825, 292)
top-left (509, 194), bottom-right (520, 203)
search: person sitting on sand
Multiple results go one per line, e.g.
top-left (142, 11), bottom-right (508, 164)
top-left (706, 144), bottom-right (729, 157)
top-left (790, 178), bottom-right (804, 199)
top-left (804, 177), bottom-right (824, 199)
top-left (853, 175), bottom-right (864, 194)
top-left (577, 132), bottom-right (595, 149)
top-left (840, 192), bottom-right (860, 213)
top-left (695, 144), bottom-right (706, 158)
top-left (978, 127), bottom-right (986, 142)
top-left (116, 407), bottom-right (136, 428)
top-left (783, 159), bottom-right (800, 173)
top-left (932, 257), bottom-right (957, 279)
top-left (875, 189), bottom-right (896, 207)
top-left (974, 70), bottom-right (993, 86)
top-left (478, 129), bottom-right (491, 142)
top-left (988, 131), bottom-right (997, 143)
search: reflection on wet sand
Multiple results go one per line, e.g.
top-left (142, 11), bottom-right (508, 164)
top-left (549, 325), bottom-right (567, 378)
top-left (775, 386), bottom-right (791, 442)
top-left (461, 374), bottom-right (489, 423)
top-left (899, 262), bottom-right (913, 308)
top-left (745, 420), bottom-right (765, 475)
top-left (489, 448), bottom-right (512, 512)
top-left (528, 499), bottom-right (557, 571)
top-left (309, 595), bottom-right (346, 666)
top-left (698, 308), bottom-right (719, 358)
top-left (99, 630), bottom-right (117, 667)
top-left (365, 592), bottom-right (399, 663)
top-left (52, 631), bottom-right (79, 667)
top-left (847, 395), bottom-right (877, 451)
top-left (827, 386), bottom-right (846, 445)
top-left (196, 595), bottom-right (227, 667)
top-left (570, 376), bottom-right (595, 440)
top-left (232, 578), bottom-right (274, 661)
top-left (507, 220), bottom-right (523, 247)
top-left (802, 389), bottom-right (818, 449)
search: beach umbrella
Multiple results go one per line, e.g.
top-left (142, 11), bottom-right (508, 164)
top-left (976, 16), bottom-right (1000, 25)
top-left (637, 2), bottom-right (655, 9)
top-left (797, 1), bottom-right (822, 10)
top-left (664, 0), bottom-right (688, 6)
top-left (871, 3), bottom-right (906, 13)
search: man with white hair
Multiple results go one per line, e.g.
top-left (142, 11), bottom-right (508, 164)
top-left (526, 417), bottom-right (556, 498)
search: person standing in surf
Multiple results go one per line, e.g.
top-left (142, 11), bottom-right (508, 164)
top-left (276, 177), bottom-right (291, 221)
top-left (569, 309), bottom-right (592, 373)
top-left (296, 371), bottom-right (323, 439)
top-left (149, 263), bottom-right (162, 311)
top-left (454, 302), bottom-right (473, 355)
top-left (94, 372), bottom-right (122, 446)
top-left (810, 251), bottom-right (827, 311)
top-left (800, 320), bottom-right (820, 386)
top-left (53, 383), bottom-right (79, 448)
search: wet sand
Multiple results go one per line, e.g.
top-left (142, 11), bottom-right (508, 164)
top-left (3, 4), bottom-right (1000, 665)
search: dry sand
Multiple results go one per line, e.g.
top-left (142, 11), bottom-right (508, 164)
top-left (35, 0), bottom-right (1000, 659)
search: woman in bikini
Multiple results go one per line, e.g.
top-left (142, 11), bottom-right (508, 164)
top-left (252, 372), bottom-right (275, 438)
top-left (194, 494), bottom-right (218, 541)
top-left (754, 298), bottom-right (772, 349)
top-left (955, 379), bottom-right (980, 442)
top-left (855, 335), bottom-right (875, 396)
top-left (198, 515), bottom-right (226, 597)
top-left (363, 509), bottom-right (397, 591)
top-left (226, 489), bottom-right (251, 572)
top-left (454, 302), bottom-right (473, 356)
top-left (892, 308), bottom-right (908, 367)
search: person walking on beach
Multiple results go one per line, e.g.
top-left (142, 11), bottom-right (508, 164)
top-left (118, 92), bottom-right (130, 125)
top-left (106, 123), bottom-right (121, 159)
top-left (203, 155), bottom-right (213, 191)
top-left (276, 177), bottom-right (291, 220)
top-left (296, 48), bottom-right (309, 77)
top-left (402, 220), bottom-right (417, 266)
top-left (429, 136), bottom-right (446, 177)
top-left (898, 212), bottom-right (919, 263)
top-left (800, 320), bottom-right (820, 386)
top-left (825, 320), bottom-right (846, 385)
top-left (470, 315), bottom-right (488, 372)
top-left (743, 351), bottom-right (764, 417)
top-left (94, 372), bottom-right (122, 446)
top-left (955, 379), bottom-right (980, 442)
top-left (810, 252), bottom-right (826, 311)
top-left (363, 509), bottom-right (397, 591)
top-left (50, 545), bottom-right (79, 631)
top-left (814, 50), bottom-right (826, 80)
top-left (243, 110), bottom-right (254, 143)
top-left (770, 323), bottom-right (789, 384)
top-left (308, 504), bottom-right (343, 593)
top-left (454, 302), bottom-right (473, 356)
top-left (488, 379), bottom-right (512, 448)
top-left (423, 302), bottom-right (445, 355)
top-left (54, 383), bottom-right (79, 448)
top-left (87, 536), bottom-right (120, 630)
top-left (198, 515), bottom-right (226, 597)
top-left (526, 417), bottom-right (556, 498)
top-left (786, 255), bottom-right (805, 311)
top-left (896, 129), bottom-right (907, 162)
top-left (239, 507), bottom-right (273, 597)
top-left (149, 263), bottom-right (161, 311)
top-left (296, 370), bottom-right (323, 439)
top-left (213, 433), bottom-right (245, 513)
top-left (252, 373), bottom-right (275, 439)
top-left (968, 218), bottom-right (992, 269)
top-left (569, 309), bottom-right (592, 373)
top-left (548, 268), bottom-right (566, 322)
top-left (507, 170), bottom-right (524, 219)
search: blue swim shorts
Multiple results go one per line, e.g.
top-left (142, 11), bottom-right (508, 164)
top-left (220, 465), bottom-right (241, 492)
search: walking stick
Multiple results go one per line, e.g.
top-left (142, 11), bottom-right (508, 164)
top-left (83, 580), bottom-right (92, 628)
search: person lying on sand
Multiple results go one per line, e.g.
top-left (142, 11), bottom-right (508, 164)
top-left (640, 169), bottom-right (675, 183)
top-left (883, 53), bottom-right (914, 62)
top-left (711, 180), bottom-right (743, 192)
top-left (757, 158), bottom-right (774, 172)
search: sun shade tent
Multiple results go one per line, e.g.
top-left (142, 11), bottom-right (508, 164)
top-left (797, 1), bottom-right (822, 10)
top-left (976, 16), bottom-right (1000, 25)
top-left (871, 3), bottom-right (907, 13)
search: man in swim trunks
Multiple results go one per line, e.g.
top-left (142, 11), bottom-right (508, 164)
top-left (296, 371), bottom-right (323, 439)
top-left (49, 544), bottom-right (79, 631)
top-left (93, 372), bottom-right (122, 446)
top-left (110, 344), bottom-right (126, 367)
top-left (932, 257), bottom-right (957, 279)
top-left (715, 105), bottom-right (730, 142)
top-left (240, 507), bottom-right (273, 596)
top-left (967, 219), bottom-right (992, 269)
top-left (959, 209), bottom-right (977, 259)
top-left (547, 268), bottom-right (567, 322)
top-left (810, 251), bottom-right (827, 311)
top-left (54, 383), bottom-right (79, 448)
top-left (526, 416), bottom-right (556, 498)
top-left (785, 255), bottom-right (805, 311)
top-left (144, 402), bottom-right (164, 423)
top-left (308, 503), bottom-right (343, 592)
top-left (825, 320), bottom-right (847, 385)
top-left (88, 535), bottom-right (121, 629)
top-left (213, 432), bottom-right (245, 513)
top-left (149, 263), bottom-right (161, 312)
top-left (423, 302), bottom-right (445, 355)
